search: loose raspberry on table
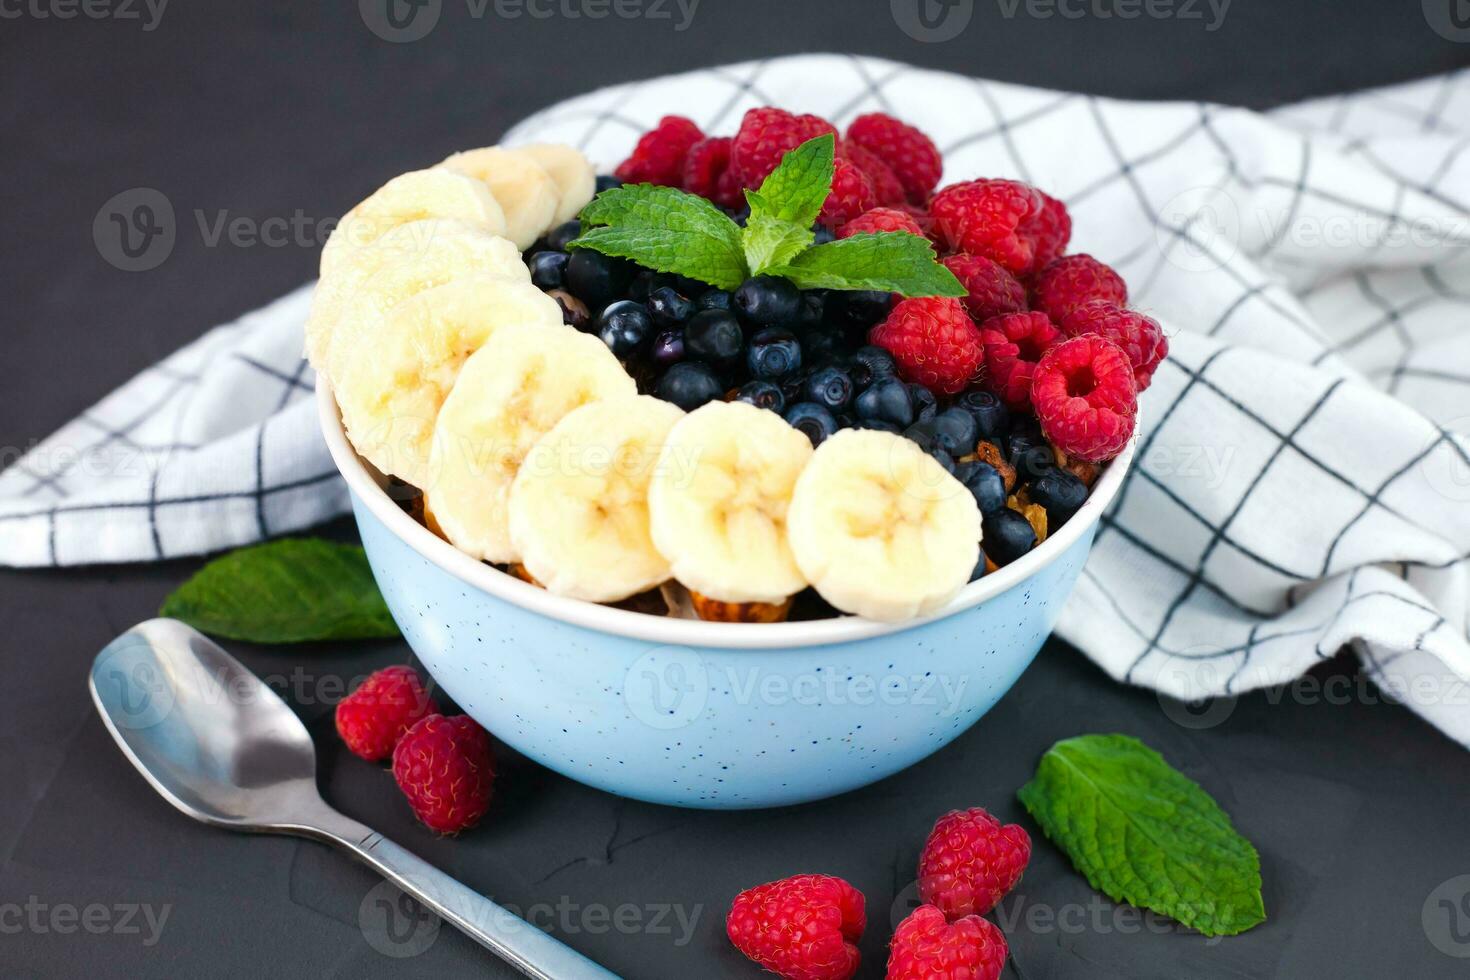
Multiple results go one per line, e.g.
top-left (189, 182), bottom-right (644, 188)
top-left (1030, 254), bottom-right (1127, 323)
top-left (391, 714), bottom-right (496, 834)
top-left (727, 873), bottom-right (866, 980)
top-left (942, 253), bottom-right (1028, 322)
top-left (682, 135), bottom-right (732, 201)
top-left (819, 158), bottom-right (878, 228)
top-left (614, 115), bottom-right (705, 186)
top-left (838, 206), bottom-right (927, 239)
top-left (730, 107), bottom-right (837, 189)
top-left (846, 112), bottom-right (943, 205)
top-left (1019, 191), bottom-right (1071, 273)
top-left (917, 808), bottom-right (1032, 919)
top-left (841, 140), bottom-right (907, 206)
top-left (870, 297), bottom-right (985, 396)
top-left (1031, 334), bottom-right (1138, 462)
top-left (977, 311), bottom-right (1063, 410)
top-left (885, 905), bottom-right (1008, 980)
top-left (929, 180), bottom-right (1042, 275)
top-left (335, 665), bottom-right (439, 762)
top-left (1059, 299), bottom-right (1168, 390)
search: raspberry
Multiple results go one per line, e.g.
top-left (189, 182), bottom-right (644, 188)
top-left (614, 115), bottom-right (704, 187)
top-left (1020, 191), bottom-right (1071, 273)
top-left (929, 180), bottom-right (1041, 275)
top-left (819, 158), bottom-right (877, 228)
top-left (335, 665), bottom-right (439, 761)
top-left (885, 905), bottom-right (1008, 980)
top-left (838, 206), bottom-right (926, 239)
top-left (896, 203), bottom-right (935, 237)
top-left (1031, 334), bottom-right (1139, 462)
top-left (730, 107), bottom-right (837, 189)
top-left (1030, 254), bottom-right (1126, 323)
top-left (841, 140), bottom-right (906, 205)
top-left (682, 136), bottom-right (732, 201)
top-left (978, 311), bottom-right (1063, 410)
top-left (942, 253), bottom-right (1027, 321)
top-left (846, 112), bottom-right (943, 205)
top-left (727, 874), bottom-right (865, 980)
top-left (391, 714), bottom-right (496, 834)
top-left (1059, 299), bottom-right (1169, 390)
top-left (870, 297), bottom-right (985, 396)
top-left (917, 808), bottom-right (1032, 919)
top-left (714, 162), bottom-right (747, 210)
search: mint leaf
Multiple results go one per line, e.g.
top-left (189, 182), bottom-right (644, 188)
top-left (766, 233), bottom-right (966, 297)
top-left (1018, 734), bottom-right (1266, 938)
top-left (742, 190), bottom-right (814, 273)
top-left (160, 539), bottom-right (400, 644)
top-left (750, 133), bottom-right (835, 228)
top-left (573, 184), bottom-right (747, 289)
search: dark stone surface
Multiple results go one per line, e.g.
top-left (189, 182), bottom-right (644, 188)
top-left (3, 2), bottom-right (1469, 977)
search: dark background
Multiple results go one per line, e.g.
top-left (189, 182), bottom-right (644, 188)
top-left (4, 2), bottom-right (1470, 977)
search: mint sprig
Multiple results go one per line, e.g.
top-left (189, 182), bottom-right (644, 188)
top-left (1018, 734), bottom-right (1266, 938)
top-left (571, 135), bottom-right (963, 298)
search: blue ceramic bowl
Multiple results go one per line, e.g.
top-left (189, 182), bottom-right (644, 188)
top-left (319, 382), bottom-right (1133, 809)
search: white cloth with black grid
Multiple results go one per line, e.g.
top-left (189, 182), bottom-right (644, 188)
top-left (4, 56), bottom-right (1469, 744)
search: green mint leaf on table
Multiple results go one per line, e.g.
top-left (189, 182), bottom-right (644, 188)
top-left (570, 135), bottom-right (961, 297)
top-left (765, 233), bottom-right (966, 297)
top-left (572, 184), bottom-right (747, 290)
top-left (1017, 734), bottom-right (1266, 938)
top-left (160, 538), bottom-right (400, 644)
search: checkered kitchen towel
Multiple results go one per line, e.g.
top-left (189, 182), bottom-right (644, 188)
top-left (5, 56), bottom-right (1469, 744)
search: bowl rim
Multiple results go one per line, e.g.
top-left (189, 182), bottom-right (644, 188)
top-left (318, 379), bottom-right (1133, 650)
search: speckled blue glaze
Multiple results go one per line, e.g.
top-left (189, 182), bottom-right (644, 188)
top-left (352, 491), bottom-right (1095, 810)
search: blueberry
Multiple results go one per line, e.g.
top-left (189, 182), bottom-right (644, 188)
top-left (955, 390), bottom-right (1010, 441)
top-left (855, 418), bottom-right (902, 434)
top-left (854, 377), bottom-right (914, 427)
top-left (1008, 427), bottom-right (1055, 481)
top-left (727, 206), bottom-right (751, 227)
top-left (908, 384), bottom-right (938, 423)
top-left (784, 401), bottom-right (839, 447)
top-left (654, 362), bottom-right (723, 411)
top-left (934, 407), bottom-right (980, 457)
top-left (827, 290), bottom-right (893, 331)
top-left (960, 461), bottom-right (1007, 513)
top-left (647, 286), bottom-right (694, 327)
top-left (628, 269), bottom-right (654, 303)
top-left (804, 365), bottom-right (854, 411)
top-left (529, 250), bottom-right (568, 290)
top-left (747, 328), bottom-right (802, 379)
top-left (547, 220), bottom-right (582, 252)
top-left (546, 289), bottom-right (591, 332)
top-left (928, 448), bottom-right (955, 475)
top-left (904, 418), bottom-right (941, 453)
top-left (698, 289), bottom-right (734, 312)
top-left (594, 174), bottom-right (623, 194)
top-left (982, 508), bottom-right (1038, 566)
top-left (596, 300), bottom-right (653, 357)
top-left (736, 380), bottom-right (786, 414)
top-left (650, 329), bottom-right (685, 367)
top-left (813, 225), bottom-right (836, 245)
top-left (684, 309), bottom-right (744, 364)
top-left (778, 369), bottom-right (809, 405)
top-left (1029, 469), bottom-right (1089, 524)
top-left (849, 345), bottom-right (897, 390)
top-left (969, 553), bottom-right (988, 581)
top-left (798, 291), bottom-right (827, 329)
top-left (565, 250), bottom-right (635, 310)
top-left (734, 275), bottom-right (802, 326)
top-left (800, 327), bottom-right (848, 366)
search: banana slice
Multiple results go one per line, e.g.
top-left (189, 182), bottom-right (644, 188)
top-left (439, 147), bottom-right (560, 250)
top-left (335, 275), bottom-right (563, 488)
top-left (426, 324), bottom-right (635, 562)
top-left (787, 429), bottom-right (981, 622)
top-left (320, 221), bottom-right (528, 385)
top-left (508, 395), bottom-right (684, 602)
top-left (319, 169), bottom-right (508, 280)
top-left (516, 143), bottom-right (596, 225)
top-left (647, 400), bottom-right (814, 605)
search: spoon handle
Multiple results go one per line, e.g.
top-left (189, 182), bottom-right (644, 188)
top-left (308, 810), bottom-right (621, 979)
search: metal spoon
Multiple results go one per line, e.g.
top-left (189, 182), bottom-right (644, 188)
top-left (88, 618), bottom-right (619, 980)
